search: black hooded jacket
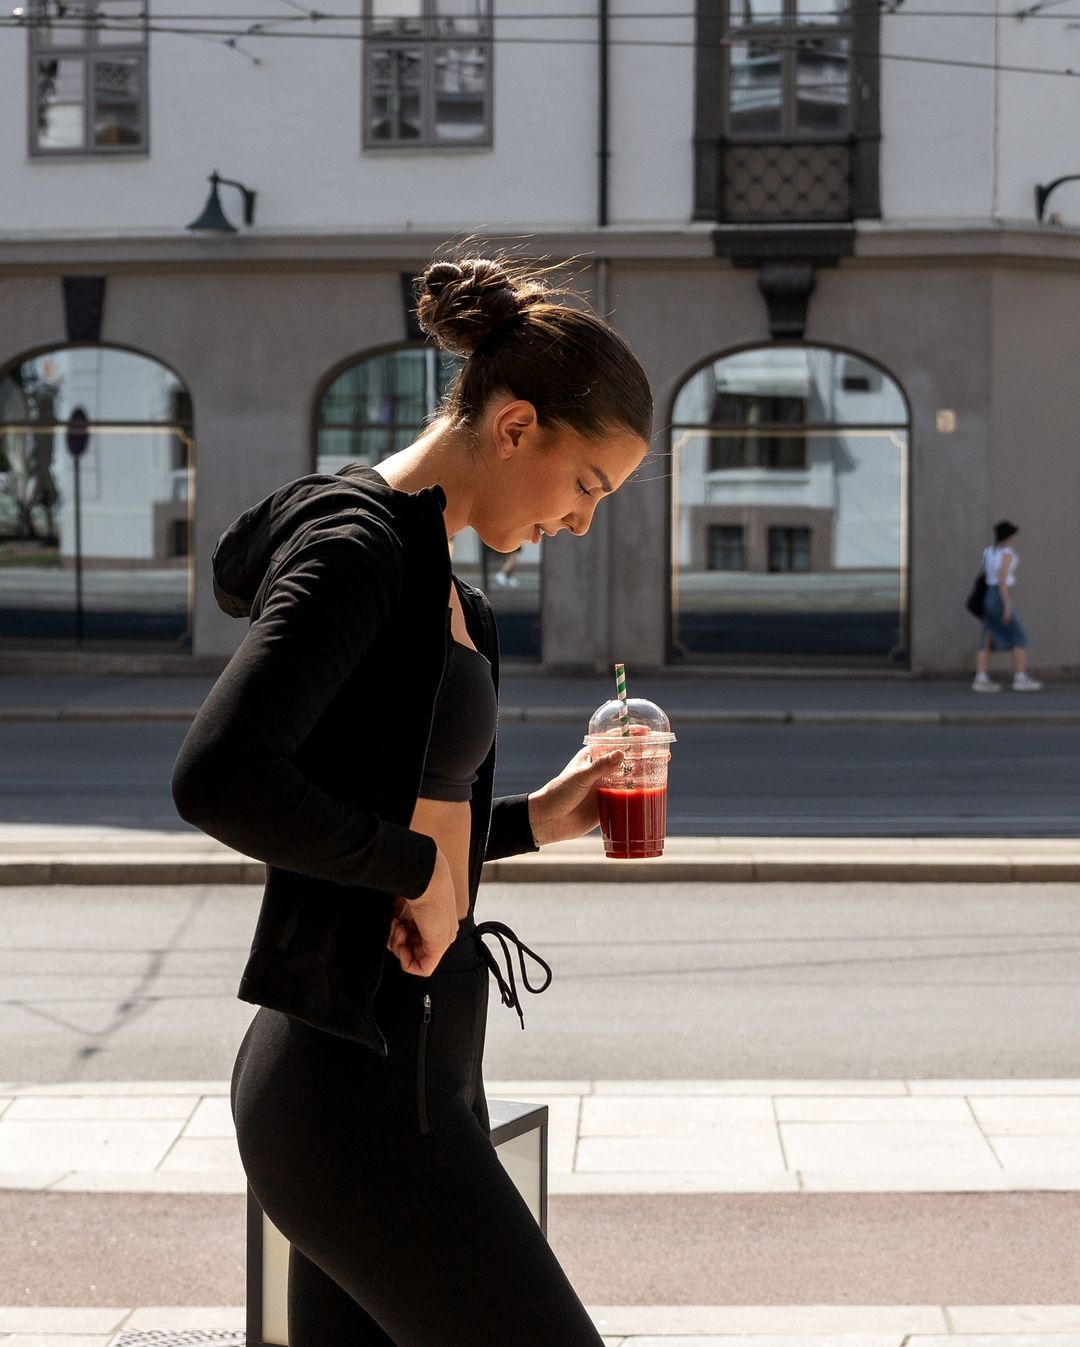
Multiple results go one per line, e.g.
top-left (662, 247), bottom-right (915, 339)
top-left (171, 464), bottom-right (537, 1054)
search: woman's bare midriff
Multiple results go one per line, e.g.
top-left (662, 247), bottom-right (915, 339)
top-left (408, 579), bottom-right (480, 922)
top-left (409, 796), bottom-right (473, 921)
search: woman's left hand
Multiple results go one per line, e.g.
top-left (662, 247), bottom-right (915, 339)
top-left (527, 747), bottom-right (624, 848)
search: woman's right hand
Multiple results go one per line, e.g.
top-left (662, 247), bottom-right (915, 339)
top-left (387, 847), bottom-right (458, 976)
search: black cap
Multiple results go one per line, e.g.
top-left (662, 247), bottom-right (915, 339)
top-left (994, 519), bottom-right (1019, 544)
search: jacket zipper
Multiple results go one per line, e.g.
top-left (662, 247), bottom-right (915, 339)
top-left (372, 602), bottom-right (452, 1059)
top-left (417, 993), bottom-right (432, 1134)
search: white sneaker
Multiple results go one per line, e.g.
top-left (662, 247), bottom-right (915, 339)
top-left (1012, 673), bottom-right (1043, 692)
top-left (494, 572), bottom-right (509, 587)
top-left (972, 676), bottom-right (1001, 693)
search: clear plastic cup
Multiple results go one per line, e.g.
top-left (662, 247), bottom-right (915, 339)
top-left (584, 698), bottom-right (676, 858)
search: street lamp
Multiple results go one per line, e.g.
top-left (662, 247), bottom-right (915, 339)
top-left (1035, 175), bottom-right (1080, 223)
top-left (187, 171), bottom-right (258, 233)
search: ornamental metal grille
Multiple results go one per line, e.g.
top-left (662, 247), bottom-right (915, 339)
top-left (719, 139), bottom-right (852, 223)
top-left (111, 1331), bottom-right (245, 1346)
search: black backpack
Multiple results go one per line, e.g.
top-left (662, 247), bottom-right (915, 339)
top-left (965, 549), bottom-right (988, 619)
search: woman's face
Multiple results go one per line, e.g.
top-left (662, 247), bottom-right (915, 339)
top-left (473, 400), bottom-right (649, 552)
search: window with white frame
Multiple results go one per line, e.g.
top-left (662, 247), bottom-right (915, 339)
top-left (28, 1), bottom-right (148, 156)
top-left (363, 0), bottom-right (492, 149)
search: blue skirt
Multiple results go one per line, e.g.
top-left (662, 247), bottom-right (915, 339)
top-left (982, 587), bottom-right (1028, 651)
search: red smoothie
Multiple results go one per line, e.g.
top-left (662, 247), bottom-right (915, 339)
top-left (596, 784), bottom-right (668, 858)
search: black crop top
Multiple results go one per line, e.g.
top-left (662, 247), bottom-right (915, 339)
top-left (418, 637), bottom-right (498, 802)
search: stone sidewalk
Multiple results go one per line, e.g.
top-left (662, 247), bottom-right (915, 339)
top-left (3, 1080), bottom-right (1079, 1346)
top-left (3, 1302), bottom-right (1080, 1347)
top-left (2, 1078), bottom-right (1079, 1197)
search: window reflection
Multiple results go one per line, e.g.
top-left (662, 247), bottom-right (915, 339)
top-left (727, 0), bottom-right (850, 139)
top-left (316, 345), bottom-right (540, 658)
top-left (796, 0), bottom-right (848, 22)
top-left (35, 58), bottom-right (85, 149)
top-left (795, 37), bottom-right (849, 133)
top-left (729, 40), bottom-right (782, 136)
top-left (0, 347), bottom-right (194, 648)
top-left (671, 347), bottom-right (908, 664)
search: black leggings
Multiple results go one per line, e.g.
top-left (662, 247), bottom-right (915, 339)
top-left (230, 918), bottom-right (604, 1347)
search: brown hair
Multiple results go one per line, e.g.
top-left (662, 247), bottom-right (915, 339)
top-left (413, 256), bottom-right (652, 444)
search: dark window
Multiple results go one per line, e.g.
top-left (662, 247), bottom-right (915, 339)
top-left (170, 518), bottom-right (190, 558)
top-left (28, 1), bottom-right (149, 156)
top-left (708, 392), bottom-right (807, 470)
top-left (768, 525), bottom-right (811, 573)
top-left (841, 358), bottom-right (879, 394)
top-left (364, 1), bottom-right (492, 149)
top-left (707, 524), bottom-right (746, 571)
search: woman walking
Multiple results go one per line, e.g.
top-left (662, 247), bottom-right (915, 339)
top-left (972, 519), bottom-right (1042, 692)
top-left (171, 255), bottom-right (652, 1346)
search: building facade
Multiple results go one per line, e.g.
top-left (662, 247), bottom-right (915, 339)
top-left (2, 0), bottom-right (1079, 673)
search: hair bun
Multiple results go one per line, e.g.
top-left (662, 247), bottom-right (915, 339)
top-left (414, 257), bottom-right (526, 357)
top-left (422, 261), bottom-right (463, 299)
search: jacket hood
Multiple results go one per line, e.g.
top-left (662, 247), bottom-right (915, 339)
top-left (212, 464), bottom-right (442, 618)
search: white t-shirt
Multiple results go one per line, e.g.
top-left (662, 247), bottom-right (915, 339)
top-left (983, 545), bottom-right (1018, 586)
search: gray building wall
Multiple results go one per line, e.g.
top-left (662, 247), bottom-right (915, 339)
top-left (2, 231), bottom-right (1077, 675)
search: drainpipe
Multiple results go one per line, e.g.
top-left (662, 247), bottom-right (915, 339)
top-left (598, 0), bottom-right (610, 227)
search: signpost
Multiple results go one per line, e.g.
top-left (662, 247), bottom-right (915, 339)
top-left (65, 407), bottom-right (90, 647)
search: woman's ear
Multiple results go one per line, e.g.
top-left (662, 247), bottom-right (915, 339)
top-left (490, 399), bottom-right (539, 460)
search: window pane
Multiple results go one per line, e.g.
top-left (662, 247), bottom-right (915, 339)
top-left (707, 525), bottom-right (745, 571)
top-left (674, 348), bottom-right (906, 428)
top-left (728, 40), bottom-right (782, 136)
top-left (368, 0), bottom-right (423, 36)
top-left (34, 57), bottom-right (85, 150)
top-left (0, 348), bottom-right (194, 649)
top-left (93, 54), bottom-right (143, 146)
top-left (672, 346), bottom-right (908, 663)
top-left (318, 348), bottom-right (460, 463)
top-left (369, 46), bottom-right (422, 141)
top-left (433, 0), bottom-right (488, 37)
top-left (95, 0), bottom-right (148, 45)
top-left (0, 348), bottom-right (186, 424)
top-left (795, 37), bottom-right (849, 133)
top-left (729, 0), bottom-right (784, 24)
top-left (796, 0), bottom-right (848, 23)
top-left (768, 526), bottom-right (811, 573)
top-left (433, 44), bottom-right (487, 142)
top-left (315, 344), bottom-right (538, 659)
top-left (31, 1), bottom-right (93, 47)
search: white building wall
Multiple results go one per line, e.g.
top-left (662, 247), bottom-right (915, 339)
top-left (4, 1), bottom-right (1080, 236)
top-left (608, 1), bottom-right (695, 226)
top-left (0, 0), bottom-right (675, 234)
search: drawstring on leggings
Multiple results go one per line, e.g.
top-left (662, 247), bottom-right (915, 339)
top-left (473, 920), bottom-right (553, 1030)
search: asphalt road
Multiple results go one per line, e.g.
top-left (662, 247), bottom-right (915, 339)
top-left (3, 720), bottom-right (1080, 836)
top-left (3, 881), bottom-right (1078, 1084)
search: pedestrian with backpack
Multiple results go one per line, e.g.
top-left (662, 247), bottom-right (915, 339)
top-left (972, 519), bottom-right (1042, 692)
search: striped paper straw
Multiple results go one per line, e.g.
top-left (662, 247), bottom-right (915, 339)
top-left (614, 663), bottom-right (630, 737)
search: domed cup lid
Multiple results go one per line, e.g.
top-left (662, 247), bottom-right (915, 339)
top-left (584, 697), bottom-right (676, 745)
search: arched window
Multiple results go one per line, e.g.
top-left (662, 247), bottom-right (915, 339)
top-left (0, 345), bottom-right (194, 648)
top-left (314, 344), bottom-right (540, 660)
top-left (670, 344), bottom-right (909, 665)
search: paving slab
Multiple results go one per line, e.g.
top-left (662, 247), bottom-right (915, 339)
top-left (1, 1304), bottom-right (1079, 1346)
top-left (2, 1081), bottom-right (1079, 1196)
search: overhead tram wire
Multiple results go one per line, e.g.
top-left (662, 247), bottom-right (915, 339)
top-left (11, 8), bottom-right (1080, 21)
top-left (8, 21), bottom-right (1080, 79)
